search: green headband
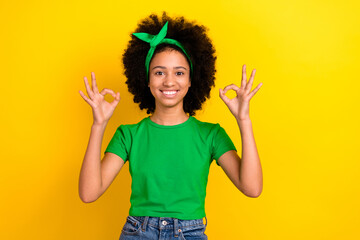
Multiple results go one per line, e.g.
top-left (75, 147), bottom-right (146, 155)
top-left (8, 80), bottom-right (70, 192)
top-left (132, 21), bottom-right (193, 81)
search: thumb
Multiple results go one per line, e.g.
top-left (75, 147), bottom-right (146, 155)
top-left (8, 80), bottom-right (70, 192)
top-left (111, 92), bottom-right (121, 107)
top-left (219, 88), bottom-right (230, 104)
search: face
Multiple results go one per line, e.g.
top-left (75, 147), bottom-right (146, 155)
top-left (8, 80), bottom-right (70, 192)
top-left (148, 49), bottom-right (191, 111)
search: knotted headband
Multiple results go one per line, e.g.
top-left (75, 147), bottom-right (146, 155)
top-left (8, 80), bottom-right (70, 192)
top-left (132, 21), bottom-right (193, 81)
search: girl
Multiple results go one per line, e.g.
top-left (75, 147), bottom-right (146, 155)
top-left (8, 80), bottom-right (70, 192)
top-left (79, 12), bottom-right (263, 240)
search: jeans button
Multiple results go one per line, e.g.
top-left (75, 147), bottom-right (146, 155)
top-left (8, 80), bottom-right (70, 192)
top-left (162, 220), bottom-right (168, 225)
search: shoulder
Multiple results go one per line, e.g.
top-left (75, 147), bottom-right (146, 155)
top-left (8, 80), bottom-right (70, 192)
top-left (190, 116), bottom-right (223, 135)
top-left (191, 116), bottom-right (221, 129)
top-left (115, 117), bottom-right (149, 134)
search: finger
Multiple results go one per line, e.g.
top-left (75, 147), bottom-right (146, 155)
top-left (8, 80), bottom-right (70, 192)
top-left (100, 88), bottom-right (121, 107)
top-left (111, 92), bottom-right (121, 108)
top-left (100, 88), bottom-right (115, 97)
top-left (241, 64), bottom-right (247, 89)
top-left (79, 90), bottom-right (96, 108)
top-left (222, 84), bottom-right (240, 93)
top-left (219, 88), bottom-right (230, 104)
top-left (248, 82), bottom-right (262, 99)
top-left (91, 72), bottom-right (99, 93)
top-left (245, 69), bottom-right (256, 93)
top-left (84, 76), bottom-right (95, 99)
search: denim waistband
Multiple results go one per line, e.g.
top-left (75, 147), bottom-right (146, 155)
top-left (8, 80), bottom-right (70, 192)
top-left (126, 215), bottom-right (208, 238)
top-left (131, 216), bottom-right (207, 230)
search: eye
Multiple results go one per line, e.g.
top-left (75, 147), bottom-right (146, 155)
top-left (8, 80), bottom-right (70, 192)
top-left (176, 72), bottom-right (184, 76)
top-left (155, 71), bottom-right (164, 75)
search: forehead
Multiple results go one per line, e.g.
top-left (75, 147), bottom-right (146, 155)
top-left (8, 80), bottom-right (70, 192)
top-left (150, 49), bottom-right (189, 67)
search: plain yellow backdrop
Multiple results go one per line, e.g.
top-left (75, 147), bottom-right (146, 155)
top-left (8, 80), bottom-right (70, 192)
top-left (1, 0), bottom-right (359, 239)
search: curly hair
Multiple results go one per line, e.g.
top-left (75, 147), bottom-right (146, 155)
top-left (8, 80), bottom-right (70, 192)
top-left (122, 12), bottom-right (216, 116)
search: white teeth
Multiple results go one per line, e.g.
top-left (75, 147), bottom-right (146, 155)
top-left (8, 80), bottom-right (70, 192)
top-left (163, 91), bottom-right (177, 95)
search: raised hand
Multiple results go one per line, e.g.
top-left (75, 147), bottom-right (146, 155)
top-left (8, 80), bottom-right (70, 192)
top-left (219, 64), bottom-right (262, 121)
top-left (79, 72), bottom-right (121, 125)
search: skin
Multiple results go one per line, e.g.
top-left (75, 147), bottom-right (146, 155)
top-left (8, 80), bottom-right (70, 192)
top-left (147, 48), bottom-right (191, 125)
top-left (78, 50), bottom-right (263, 203)
top-left (218, 64), bottom-right (263, 197)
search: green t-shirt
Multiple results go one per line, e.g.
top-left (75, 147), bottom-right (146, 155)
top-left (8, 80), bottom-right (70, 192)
top-left (104, 116), bottom-right (237, 220)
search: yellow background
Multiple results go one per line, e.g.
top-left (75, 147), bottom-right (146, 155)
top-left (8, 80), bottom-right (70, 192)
top-left (1, 0), bottom-right (359, 239)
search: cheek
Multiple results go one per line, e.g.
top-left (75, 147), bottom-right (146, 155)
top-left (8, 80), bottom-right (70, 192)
top-left (183, 85), bottom-right (191, 96)
top-left (150, 87), bottom-right (157, 95)
top-left (147, 85), bottom-right (156, 97)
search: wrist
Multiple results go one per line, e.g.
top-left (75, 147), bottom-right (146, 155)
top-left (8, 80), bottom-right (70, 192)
top-left (236, 117), bottom-right (252, 127)
top-left (92, 121), bottom-right (108, 129)
top-left (236, 116), bottom-right (251, 123)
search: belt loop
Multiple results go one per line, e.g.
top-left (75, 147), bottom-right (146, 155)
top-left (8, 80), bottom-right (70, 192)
top-left (204, 216), bottom-right (207, 227)
top-left (174, 218), bottom-right (179, 237)
top-left (142, 216), bottom-right (149, 232)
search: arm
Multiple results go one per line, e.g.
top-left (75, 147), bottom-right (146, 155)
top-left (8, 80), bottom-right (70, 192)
top-left (78, 123), bottom-right (125, 203)
top-left (78, 72), bottom-right (122, 203)
top-left (218, 64), bottom-right (263, 197)
top-left (78, 123), bottom-right (106, 203)
top-left (218, 120), bottom-right (262, 197)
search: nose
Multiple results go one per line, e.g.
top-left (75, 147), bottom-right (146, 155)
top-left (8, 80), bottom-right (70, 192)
top-left (163, 74), bottom-right (175, 87)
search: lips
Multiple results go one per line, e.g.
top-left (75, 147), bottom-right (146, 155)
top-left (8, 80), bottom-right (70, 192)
top-left (160, 90), bottom-right (179, 98)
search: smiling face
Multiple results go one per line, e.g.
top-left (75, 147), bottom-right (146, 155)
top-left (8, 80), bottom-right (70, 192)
top-left (148, 48), bottom-right (191, 112)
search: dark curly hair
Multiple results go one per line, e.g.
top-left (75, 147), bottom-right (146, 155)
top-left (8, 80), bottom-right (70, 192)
top-left (122, 12), bottom-right (216, 116)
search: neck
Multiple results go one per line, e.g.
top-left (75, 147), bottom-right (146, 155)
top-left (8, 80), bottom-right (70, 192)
top-left (150, 105), bottom-right (189, 125)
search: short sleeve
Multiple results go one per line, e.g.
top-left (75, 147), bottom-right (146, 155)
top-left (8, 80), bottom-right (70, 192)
top-left (211, 124), bottom-right (237, 166)
top-left (104, 125), bottom-right (131, 163)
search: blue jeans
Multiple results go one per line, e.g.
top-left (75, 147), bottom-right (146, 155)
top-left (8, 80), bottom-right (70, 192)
top-left (119, 215), bottom-right (208, 240)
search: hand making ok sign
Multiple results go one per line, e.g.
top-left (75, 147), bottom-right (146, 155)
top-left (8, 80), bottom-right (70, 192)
top-left (219, 64), bottom-right (262, 121)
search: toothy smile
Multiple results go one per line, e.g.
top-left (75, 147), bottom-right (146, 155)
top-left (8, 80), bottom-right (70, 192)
top-left (160, 90), bottom-right (179, 97)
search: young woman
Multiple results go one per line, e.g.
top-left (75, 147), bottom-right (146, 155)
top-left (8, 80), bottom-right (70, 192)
top-left (79, 12), bottom-right (263, 240)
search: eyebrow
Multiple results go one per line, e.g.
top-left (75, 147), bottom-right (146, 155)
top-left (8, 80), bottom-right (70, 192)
top-left (151, 66), bottom-right (188, 70)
